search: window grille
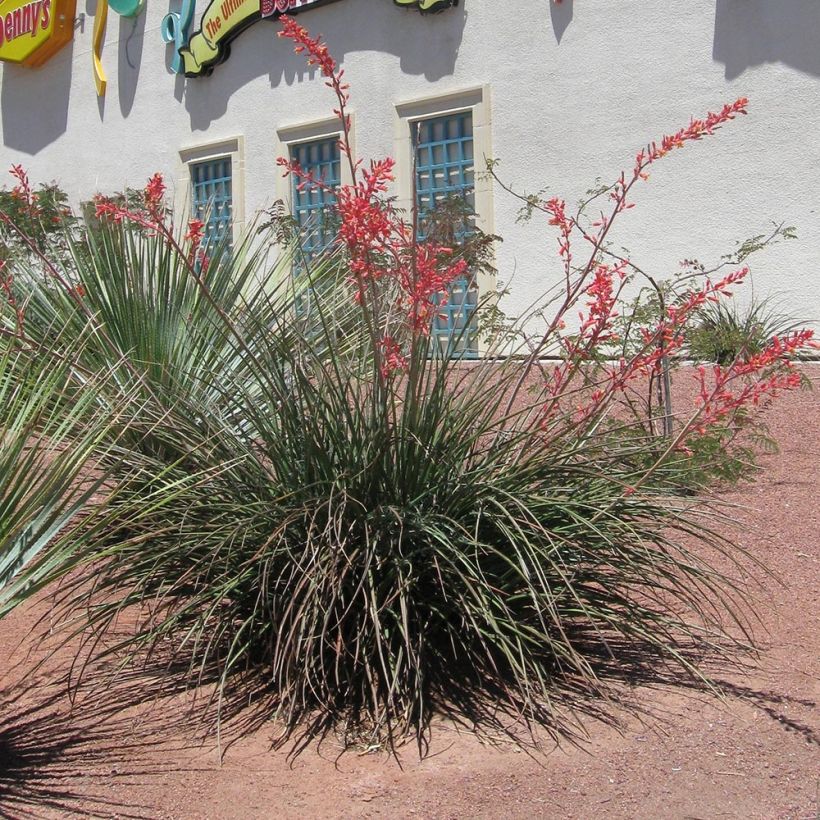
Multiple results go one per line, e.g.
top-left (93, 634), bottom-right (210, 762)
top-left (190, 157), bottom-right (233, 253)
top-left (413, 111), bottom-right (477, 357)
top-left (291, 137), bottom-right (341, 260)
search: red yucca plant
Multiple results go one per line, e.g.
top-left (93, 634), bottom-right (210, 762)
top-left (0, 18), bottom-right (814, 755)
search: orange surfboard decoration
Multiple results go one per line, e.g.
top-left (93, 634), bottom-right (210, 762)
top-left (0, 0), bottom-right (76, 67)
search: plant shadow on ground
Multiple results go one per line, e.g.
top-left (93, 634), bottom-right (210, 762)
top-left (0, 644), bottom-right (244, 819)
top-left (713, 681), bottom-right (819, 747)
top-left (2, 626), bottom-right (816, 817)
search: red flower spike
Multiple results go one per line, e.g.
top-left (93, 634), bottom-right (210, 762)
top-left (379, 335), bottom-right (408, 379)
top-left (144, 173), bottom-right (166, 210)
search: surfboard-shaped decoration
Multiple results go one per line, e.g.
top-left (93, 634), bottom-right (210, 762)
top-left (92, 0), bottom-right (145, 98)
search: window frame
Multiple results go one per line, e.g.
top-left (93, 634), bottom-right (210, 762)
top-left (394, 86), bottom-right (494, 356)
top-left (275, 113), bottom-right (356, 205)
top-left (177, 136), bottom-right (245, 249)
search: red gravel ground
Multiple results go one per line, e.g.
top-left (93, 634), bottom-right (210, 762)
top-left (1, 368), bottom-right (818, 820)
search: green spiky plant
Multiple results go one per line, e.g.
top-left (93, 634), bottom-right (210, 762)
top-left (0, 331), bottom-right (121, 607)
top-left (1, 20), bottom-right (815, 757)
top-left (687, 295), bottom-right (805, 366)
top-left (3, 218), bottom-right (757, 750)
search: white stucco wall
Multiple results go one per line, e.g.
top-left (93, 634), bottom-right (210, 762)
top-left (1, 0), bottom-right (818, 326)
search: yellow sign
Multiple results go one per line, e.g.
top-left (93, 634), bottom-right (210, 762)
top-left (0, 0), bottom-right (76, 67)
top-left (179, 0), bottom-right (458, 79)
top-left (180, 0), bottom-right (341, 78)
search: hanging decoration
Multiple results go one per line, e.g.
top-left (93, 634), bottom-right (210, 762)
top-left (92, 0), bottom-right (145, 97)
top-left (91, 0), bottom-right (107, 94)
top-left (162, 0), bottom-right (195, 74)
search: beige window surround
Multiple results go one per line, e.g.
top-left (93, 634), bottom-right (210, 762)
top-left (393, 85), bottom-right (495, 354)
top-left (274, 113), bottom-right (356, 207)
top-left (176, 136), bottom-right (246, 245)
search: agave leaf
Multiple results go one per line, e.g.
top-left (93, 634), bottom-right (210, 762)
top-left (0, 332), bottom-right (115, 610)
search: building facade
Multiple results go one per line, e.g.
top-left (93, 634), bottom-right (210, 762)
top-left (1, 0), bottom-right (818, 334)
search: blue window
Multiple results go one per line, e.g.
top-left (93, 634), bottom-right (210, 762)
top-left (291, 137), bottom-right (341, 260)
top-left (190, 157), bottom-right (233, 253)
top-left (414, 111), bottom-right (477, 357)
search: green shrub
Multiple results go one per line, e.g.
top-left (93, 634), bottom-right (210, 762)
top-left (0, 219), bottom-right (757, 750)
top-left (688, 296), bottom-right (804, 365)
top-left (0, 21), bottom-right (814, 755)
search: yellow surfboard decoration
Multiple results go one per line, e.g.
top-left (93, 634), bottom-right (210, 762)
top-left (92, 0), bottom-right (107, 96)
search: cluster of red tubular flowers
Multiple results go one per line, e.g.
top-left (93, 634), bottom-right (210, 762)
top-left (93, 197), bottom-right (128, 225)
top-left (9, 165), bottom-right (39, 211)
top-left (185, 217), bottom-right (205, 243)
top-left (637, 98), bottom-right (749, 173)
top-left (278, 16), bottom-right (352, 135)
top-left (185, 217), bottom-right (205, 253)
top-left (93, 179), bottom-right (161, 232)
top-left (543, 261), bottom-right (625, 403)
top-left (276, 154), bottom-right (399, 302)
top-left (93, 173), bottom-right (167, 228)
top-left (692, 328), bottom-right (816, 434)
top-left (578, 261), bottom-right (626, 343)
top-left (393, 243), bottom-right (467, 331)
top-left (278, 15), bottom-right (470, 362)
top-left (379, 334), bottom-right (408, 378)
top-left (144, 173), bottom-right (166, 214)
top-left (334, 160), bottom-right (396, 292)
top-left (545, 196), bottom-right (573, 278)
top-left (279, 15), bottom-right (340, 83)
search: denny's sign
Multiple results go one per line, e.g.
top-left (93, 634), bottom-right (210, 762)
top-left (0, 0), bottom-right (75, 66)
top-left (180, 0), bottom-right (458, 78)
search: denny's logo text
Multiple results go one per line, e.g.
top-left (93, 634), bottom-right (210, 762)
top-left (0, 0), bottom-right (75, 66)
top-left (180, 0), bottom-right (459, 78)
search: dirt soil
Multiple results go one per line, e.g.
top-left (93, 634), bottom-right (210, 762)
top-left (0, 369), bottom-right (818, 820)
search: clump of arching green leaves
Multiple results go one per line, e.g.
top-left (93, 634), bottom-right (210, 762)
top-left (0, 214), bottom-right (748, 750)
top-left (0, 20), bottom-right (814, 755)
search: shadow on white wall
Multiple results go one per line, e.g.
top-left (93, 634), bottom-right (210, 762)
top-left (1, 47), bottom-right (74, 155)
top-left (118, 13), bottom-right (146, 117)
top-left (549, 0), bottom-right (572, 44)
top-left (182, 0), bottom-right (467, 129)
top-left (713, 0), bottom-right (820, 79)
